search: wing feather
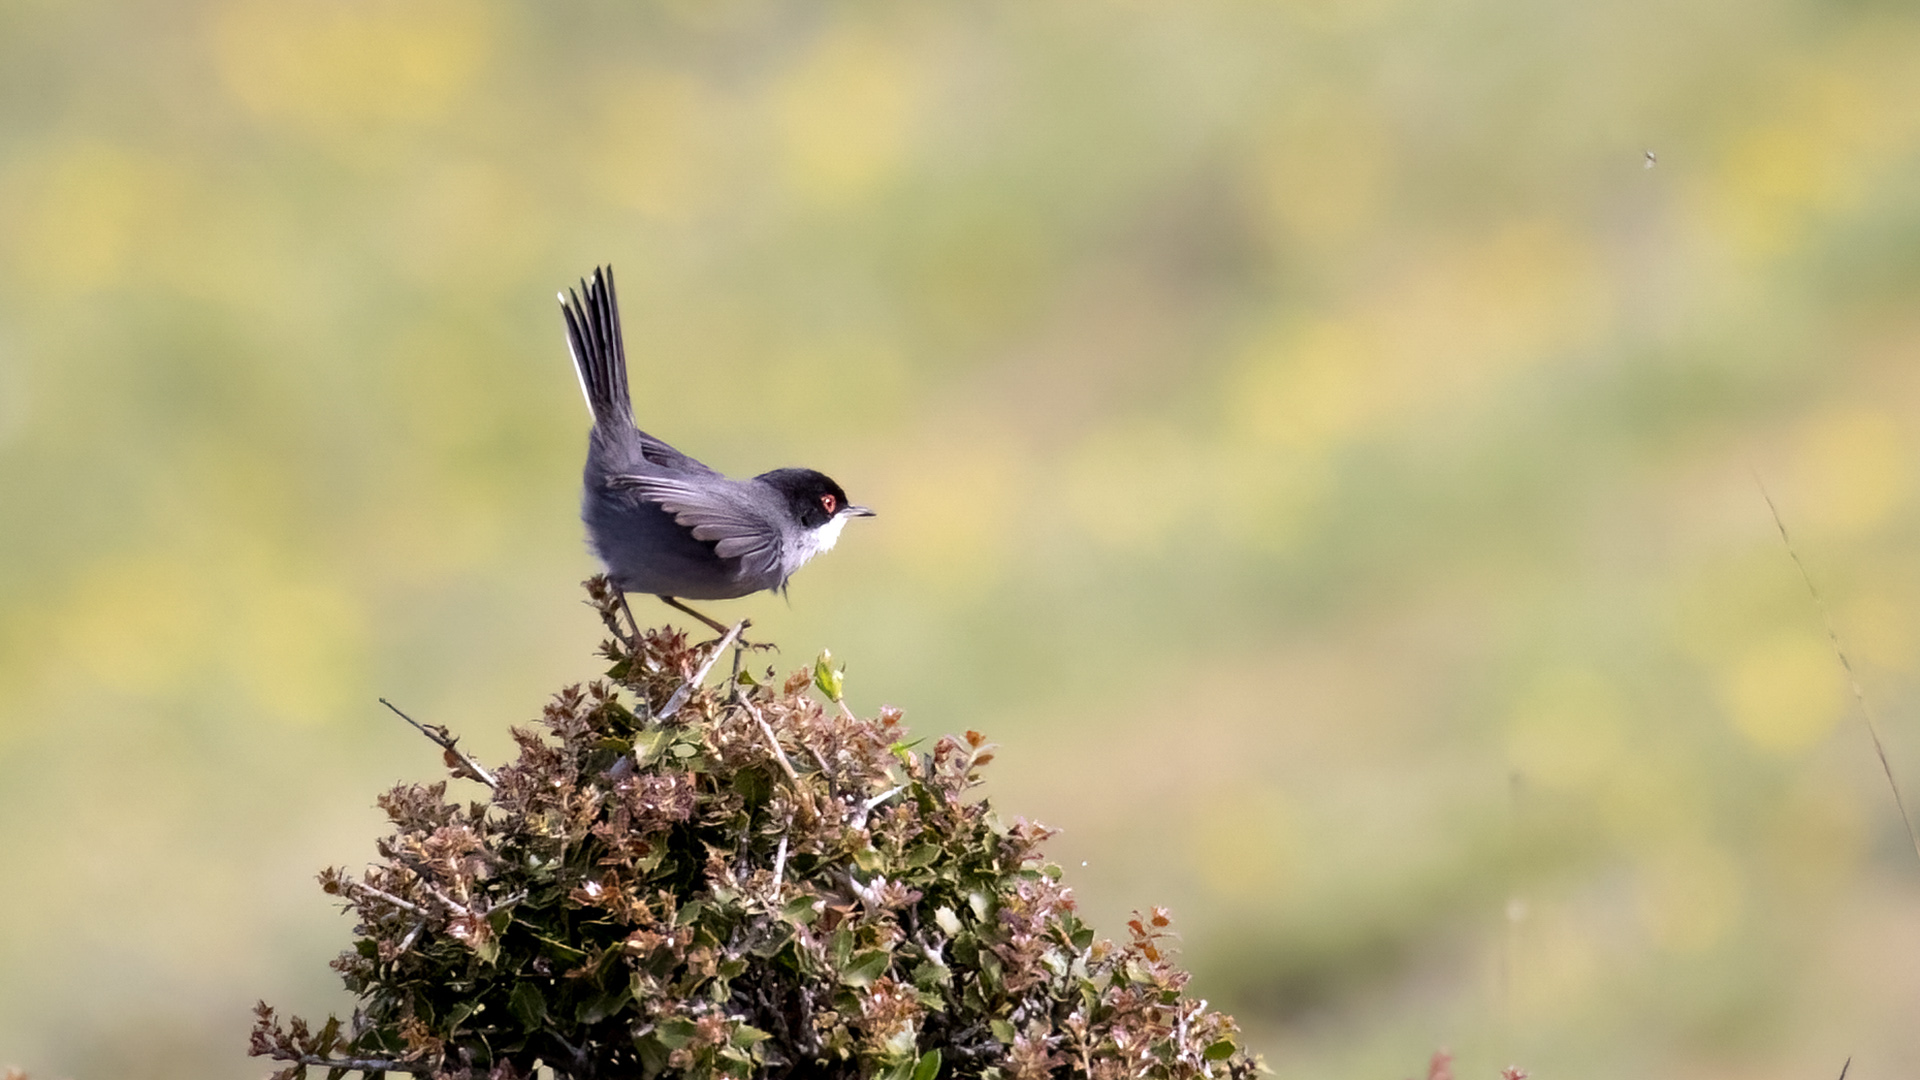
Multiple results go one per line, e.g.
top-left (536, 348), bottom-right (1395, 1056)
top-left (607, 475), bottom-right (782, 580)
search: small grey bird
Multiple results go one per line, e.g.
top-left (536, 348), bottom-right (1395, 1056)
top-left (560, 266), bottom-right (872, 635)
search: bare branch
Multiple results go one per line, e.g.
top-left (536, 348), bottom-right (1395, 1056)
top-left (743, 699), bottom-right (800, 783)
top-left (771, 833), bottom-right (789, 898)
top-left (852, 784), bottom-right (907, 829)
top-left (260, 1050), bottom-right (426, 1075)
top-left (379, 698), bottom-right (497, 789)
top-left (420, 880), bottom-right (475, 919)
top-left (342, 879), bottom-right (428, 917)
top-left (660, 620), bottom-right (747, 720)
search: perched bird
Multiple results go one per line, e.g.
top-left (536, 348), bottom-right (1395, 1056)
top-left (560, 266), bottom-right (872, 637)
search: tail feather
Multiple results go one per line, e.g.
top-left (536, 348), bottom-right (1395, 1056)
top-left (560, 266), bottom-right (630, 429)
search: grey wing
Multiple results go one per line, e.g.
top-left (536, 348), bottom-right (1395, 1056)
top-left (607, 475), bottom-right (782, 580)
top-left (632, 430), bottom-right (722, 478)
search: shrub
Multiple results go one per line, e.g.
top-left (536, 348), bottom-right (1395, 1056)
top-left (250, 578), bottom-right (1265, 1080)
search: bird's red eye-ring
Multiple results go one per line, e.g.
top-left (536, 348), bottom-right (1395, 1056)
top-left (820, 493), bottom-right (838, 514)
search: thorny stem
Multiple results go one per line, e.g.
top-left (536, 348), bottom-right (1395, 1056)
top-left (379, 698), bottom-right (498, 789)
top-left (660, 620), bottom-right (747, 720)
top-left (1756, 473), bottom-right (1920, 868)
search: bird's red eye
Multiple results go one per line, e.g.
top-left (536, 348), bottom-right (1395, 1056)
top-left (820, 494), bottom-right (837, 514)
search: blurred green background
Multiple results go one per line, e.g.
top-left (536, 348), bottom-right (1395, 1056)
top-left (5, 1), bottom-right (1920, 1077)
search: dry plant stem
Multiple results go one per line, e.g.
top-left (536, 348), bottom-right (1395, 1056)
top-left (421, 881), bottom-right (475, 918)
top-left (1757, 474), bottom-right (1920, 866)
top-left (268, 1052), bottom-right (421, 1075)
top-left (744, 699), bottom-right (800, 782)
top-left (379, 698), bottom-right (498, 790)
top-left (1838, 1057), bottom-right (1851, 1080)
top-left (344, 879), bottom-right (428, 917)
top-left (771, 833), bottom-right (789, 898)
top-left (659, 620), bottom-right (747, 720)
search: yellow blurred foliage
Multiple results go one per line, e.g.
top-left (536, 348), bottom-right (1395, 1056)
top-left (870, 430), bottom-right (1023, 595)
top-left (1838, 592), bottom-right (1916, 674)
top-left (54, 554), bottom-right (213, 694)
top-left (8, 141), bottom-right (176, 289)
top-left (1230, 318), bottom-right (1381, 449)
top-left (1700, 62), bottom-right (1918, 260)
top-left (1637, 840), bottom-right (1744, 953)
top-left (1190, 787), bottom-right (1296, 903)
top-left (1504, 668), bottom-right (1627, 790)
top-left (1063, 421), bottom-right (1202, 553)
top-left (1787, 405), bottom-right (1909, 534)
top-left (1717, 631), bottom-right (1844, 753)
top-left (210, 0), bottom-right (493, 134)
top-left (1229, 222), bottom-right (1605, 451)
top-left (1507, 901), bottom-right (1604, 1020)
top-left (773, 29), bottom-right (921, 205)
top-left (589, 72), bottom-right (731, 221)
top-left (1254, 104), bottom-right (1390, 249)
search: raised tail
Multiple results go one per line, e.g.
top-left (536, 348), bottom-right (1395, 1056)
top-left (560, 266), bottom-right (631, 430)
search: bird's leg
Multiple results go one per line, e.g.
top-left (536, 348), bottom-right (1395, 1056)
top-left (660, 596), bottom-right (774, 651)
top-left (659, 595), bottom-right (731, 635)
top-left (615, 590), bottom-right (644, 650)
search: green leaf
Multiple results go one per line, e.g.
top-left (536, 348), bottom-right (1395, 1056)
top-left (988, 1019), bottom-right (1016, 1044)
top-left (444, 1001), bottom-right (477, 1031)
top-left (912, 1048), bottom-right (943, 1080)
top-left (732, 1024), bottom-right (772, 1047)
top-left (933, 906), bottom-right (963, 936)
top-left (675, 898), bottom-right (705, 927)
top-left (813, 651), bottom-right (845, 702)
top-left (576, 986), bottom-right (632, 1024)
top-left (634, 1033), bottom-right (670, 1074)
top-left (630, 728), bottom-right (668, 764)
top-left (910, 959), bottom-right (952, 991)
top-left (780, 893), bottom-right (822, 925)
top-left (841, 949), bottom-right (892, 987)
top-left (830, 926), bottom-right (854, 968)
top-left (508, 982), bottom-right (548, 1031)
top-left (904, 843), bottom-right (943, 868)
top-left (655, 1017), bottom-right (699, 1050)
top-left (1204, 1039), bottom-right (1238, 1061)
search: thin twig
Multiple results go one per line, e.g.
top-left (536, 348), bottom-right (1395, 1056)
top-left (379, 698), bottom-right (497, 789)
top-left (420, 881), bottom-right (475, 918)
top-left (262, 1051), bottom-right (424, 1075)
top-left (852, 784), bottom-right (907, 829)
top-left (660, 621), bottom-right (747, 720)
top-left (1838, 1056), bottom-right (1851, 1080)
top-left (1756, 473), bottom-right (1920, 866)
top-left (343, 879), bottom-right (428, 917)
top-left (771, 833), bottom-right (789, 898)
top-left (744, 699), bottom-right (800, 782)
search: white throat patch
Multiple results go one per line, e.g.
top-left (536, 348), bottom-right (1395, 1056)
top-left (808, 513), bottom-right (850, 554)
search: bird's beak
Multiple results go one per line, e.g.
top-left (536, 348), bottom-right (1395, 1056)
top-left (844, 505), bottom-right (876, 517)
